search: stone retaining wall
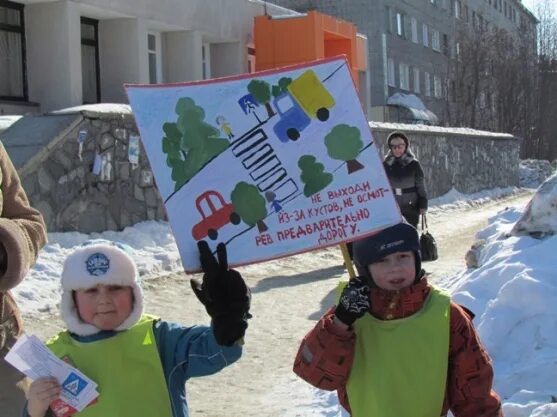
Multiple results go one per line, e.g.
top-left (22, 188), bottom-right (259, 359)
top-left (370, 123), bottom-right (520, 198)
top-left (19, 115), bottom-right (520, 233)
top-left (21, 111), bottom-right (165, 233)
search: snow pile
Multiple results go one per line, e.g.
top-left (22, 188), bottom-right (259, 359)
top-left (449, 199), bottom-right (557, 416)
top-left (428, 186), bottom-right (521, 213)
top-left (14, 221), bottom-right (181, 314)
top-left (0, 115), bottom-right (23, 133)
top-left (50, 103), bottom-right (133, 115)
top-left (511, 173), bottom-right (557, 238)
top-left (519, 159), bottom-right (556, 188)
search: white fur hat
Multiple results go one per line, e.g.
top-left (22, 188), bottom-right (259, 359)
top-left (60, 240), bottom-right (143, 336)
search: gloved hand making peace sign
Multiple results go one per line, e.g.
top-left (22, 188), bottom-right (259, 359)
top-left (190, 241), bottom-right (251, 346)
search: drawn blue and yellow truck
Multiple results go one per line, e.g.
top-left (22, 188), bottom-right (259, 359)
top-left (273, 70), bottom-right (335, 142)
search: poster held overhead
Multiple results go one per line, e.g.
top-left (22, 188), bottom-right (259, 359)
top-left (126, 56), bottom-right (402, 272)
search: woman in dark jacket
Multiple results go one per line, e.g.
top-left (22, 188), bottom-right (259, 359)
top-left (383, 131), bottom-right (427, 228)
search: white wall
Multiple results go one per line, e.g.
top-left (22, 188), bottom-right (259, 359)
top-left (14, 0), bottom-right (299, 113)
top-left (210, 42), bottom-right (244, 78)
top-left (26, 1), bottom-right (82, 112)
top-left (76, 0), bottom-right (261, 41)
top-left (163, 30), bottom-right (203, 83)
top-left (99, 18), bottom-right (148, 103)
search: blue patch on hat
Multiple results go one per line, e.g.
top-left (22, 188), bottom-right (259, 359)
top-left (85, 252), bottom-right (110, 276)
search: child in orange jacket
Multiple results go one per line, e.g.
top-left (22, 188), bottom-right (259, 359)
top-left (293, 222), bottom-right (502, 417)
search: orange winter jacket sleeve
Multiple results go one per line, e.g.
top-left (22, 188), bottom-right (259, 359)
top-left (292, 303), bottom-right (503, 417)
top-left (444, 303), bottom-right (503, 417)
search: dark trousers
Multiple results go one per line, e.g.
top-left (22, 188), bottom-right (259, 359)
top-left (402, 209), bottom-right (419, 229)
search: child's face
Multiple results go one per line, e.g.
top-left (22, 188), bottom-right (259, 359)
top-left (74, 284), bottom-right (133, 331)
top-left (367, 251), bottom-right (416, 291)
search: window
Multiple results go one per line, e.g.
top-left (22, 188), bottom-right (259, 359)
top-left (424, 71), bottom-right (431, 96)
top-left (434, 75), bottom-right (443, 98)
top-left (432, 29), bottom-right (441, 52)
top-left (443, 34), bottom-right (449, 55)
top-left (441, 0), bottom-right (448, 10)
top-left (422, 23), bottom-right (429, 47)
top-left (399, 62), bottom-right (410, 90)
top-left (0, 1), bottom-right (26, 100)
top-left (147, 32), bottom-right (162, 84)
top-left (385, 7), bottom-right (392, 33)
top-left (81, 17), bottom-right (100, 104)
top-left (413, 67), bottom-right (420, 93)
top-left (202, 43), bottom-right (211, 80)
top-left (396, 12), bottom-right (405, 37)
top-left (387, 58), bottom-right (396, 87)
top-left (411, 17), bottom-right (418, 43)
top-left (454, 0), bottom-right (461, 19)
top-left (455, 42), bottom-right (461, 58)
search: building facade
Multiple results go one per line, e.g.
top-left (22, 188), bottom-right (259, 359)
top-left (270, 0), bottom-right (538, 125)
top-left (0, 0), bottom-right (299, 115)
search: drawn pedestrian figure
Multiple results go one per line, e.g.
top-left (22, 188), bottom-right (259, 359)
top-left (265, 191), bottom-right (282, 213)
top-left (216, 115), bottom-right (234, 140)
top-left (238, 94), bottom-right (262, 123)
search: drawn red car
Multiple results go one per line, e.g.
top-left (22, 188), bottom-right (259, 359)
top-left (192, 190), bottom-right (241, 241)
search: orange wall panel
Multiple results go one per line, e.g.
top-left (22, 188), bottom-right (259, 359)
top-left (254, 11), bottom-right (365, 89)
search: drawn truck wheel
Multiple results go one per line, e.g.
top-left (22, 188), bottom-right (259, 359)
top-left (208, 229), bottom-right (218, 240)
top-left (316, 108), bottom-right (329, 121)
top-left (230, 212), bottom-right (241, 225)
top-left (287, 128), bottom-right (300, 141)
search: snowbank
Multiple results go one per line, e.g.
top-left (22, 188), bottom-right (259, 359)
top-left (449, 184), bottom-right (557, 416)
top-left (0, 115), bottom-right (23, 133)
top-left (519, 159), bottom-right (556, 188)
top-left (512, 173), bottom-right (557, 238)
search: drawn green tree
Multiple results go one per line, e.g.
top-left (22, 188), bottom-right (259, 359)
top-left (162, 122), bottom-right (187, 184)
top-left (271, 77), bottom-right (292, 98)
top-left (161, 97), bottom-right (229, 191)
top-left (231, 182), bottom-right (268, 233)
top-left (298, 155), bottom-right (333, 197)
top-left (324, 124), bottom-right (365, 174)
top-left (247, 79), bottom-right (275, 118)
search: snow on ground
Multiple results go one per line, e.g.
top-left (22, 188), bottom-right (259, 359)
top-left (520, 159), bottom-right (557, 189)
top-left (0, 115), bottom-right (23, 133)
top-left (447, 176), bottom-right (557, 416)
top-left (15, 221), bottom-right (181, 314)
top-left (13, 163), bottom-right (557, 416)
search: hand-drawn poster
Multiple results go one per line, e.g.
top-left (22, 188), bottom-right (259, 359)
top-left (126, 56), bottom-right (401, 272)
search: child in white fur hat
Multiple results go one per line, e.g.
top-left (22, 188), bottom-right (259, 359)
top-left (25, 240), bottom-right (251, 417)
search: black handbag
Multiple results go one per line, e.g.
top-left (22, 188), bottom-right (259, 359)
top-left (420, 214), bottom-right (438, 262)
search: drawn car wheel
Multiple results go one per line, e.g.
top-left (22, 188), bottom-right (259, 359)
top-left (208, 229), bottom-right (218, 240)
top-left (316, 108), bottom-right (330, 121)
top-left (287, 128), bottom-right (300, 141)
top-left (230, 212), bottom-right (241, 225)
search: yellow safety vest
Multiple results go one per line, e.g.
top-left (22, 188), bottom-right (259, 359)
top-left (47, 314), bottom-right (173, 417)
top-left (337, 283), bottom-right (450, 417)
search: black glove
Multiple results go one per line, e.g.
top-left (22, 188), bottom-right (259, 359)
top-left (334, 276), bottom-right (371, 326)
top-left (191, 241), bottom-right (251, 346)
